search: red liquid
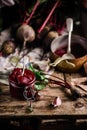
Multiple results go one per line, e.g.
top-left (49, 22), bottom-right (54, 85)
top-left (55, 46), bottom-right (67, 57)
top-left (9, 68), bottom-right (36, 100)
top-left (54, 43), bottom-right (87, 58)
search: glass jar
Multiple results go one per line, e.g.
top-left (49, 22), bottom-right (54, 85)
top-left (9, 68), bottom-right (36, 100)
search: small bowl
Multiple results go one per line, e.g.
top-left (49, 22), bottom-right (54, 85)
top-left (9, 68), bottom-right (36, 100)
top-left (50, 34), bottom-right (87, 72)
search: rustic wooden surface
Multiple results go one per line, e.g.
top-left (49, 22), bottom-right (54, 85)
top-left (0, 71), bottom-right (87, 120)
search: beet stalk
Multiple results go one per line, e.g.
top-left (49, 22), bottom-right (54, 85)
top-left (24, 1), bottom-right (40, 24)
top-left (24, 0), bottom-right (48, 24)
top-left (38, 0), bottom-right (61, 34)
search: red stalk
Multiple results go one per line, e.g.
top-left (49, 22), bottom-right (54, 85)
top-left (38, 0), bottom-right (61, 33)
top-left (57, 22), bottom-right (66, 35)
top-left (24, 1), bottom-right (40, 24)
top-left (42, 72), bottom-right (64, 82)
top-left (41, 72), bottom-right (71, 89)
top-left (48, 78), bottom-right (71, 89)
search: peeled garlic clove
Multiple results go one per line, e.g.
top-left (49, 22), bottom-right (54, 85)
top-left (52, 96), bottom-right (62, 107)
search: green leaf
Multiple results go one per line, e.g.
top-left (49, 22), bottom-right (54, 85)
top-left (35, 81), bottom-right (47, 90)
top-left (29, 64), bottom-right (46, 81)
top-left (35, 71), bottom-right (45, 80)
top-left (27, 3), bottom-right (35, 14)
top-left (29, 63), bottom-right (35, 72)
top-left (29, 64), bottom-right (48, 90)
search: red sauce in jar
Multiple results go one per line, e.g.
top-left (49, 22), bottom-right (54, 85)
top-left (9, 68), bottom-right (36, 100)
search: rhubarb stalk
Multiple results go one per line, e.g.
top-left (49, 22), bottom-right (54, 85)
top-left (38, 0), bottom-right (61, 33)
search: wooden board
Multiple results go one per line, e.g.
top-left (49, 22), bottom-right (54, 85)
top-left (0, 71), bottom-right (87, 120)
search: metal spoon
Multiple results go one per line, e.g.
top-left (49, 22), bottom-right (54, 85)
top-left (62, 18), bottom-right (75, 59)
top-left (50, 18), bottom-right (75, 67)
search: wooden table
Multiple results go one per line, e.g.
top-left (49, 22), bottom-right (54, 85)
top-left (0, 71), bottom-right (87, 121)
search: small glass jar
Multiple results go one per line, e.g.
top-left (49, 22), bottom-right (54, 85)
top-left (9, 68), bottom-right (36, 100)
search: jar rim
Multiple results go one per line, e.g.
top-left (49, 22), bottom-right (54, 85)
top-left (9, 68), bottom-right (36, 86)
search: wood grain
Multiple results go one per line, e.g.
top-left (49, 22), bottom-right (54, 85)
top-left (0, 71), bottom-right (87, 120)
